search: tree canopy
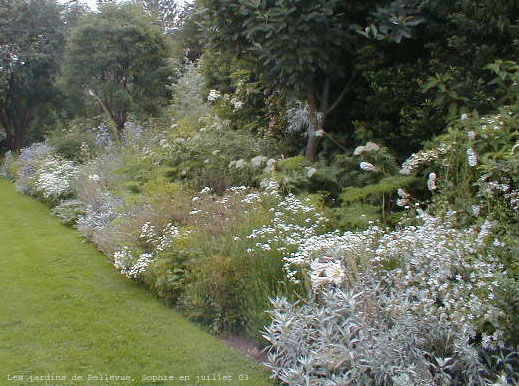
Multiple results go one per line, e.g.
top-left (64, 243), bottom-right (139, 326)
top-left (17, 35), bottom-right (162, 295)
top-left (199, 0), bottom-right (382, 161)
top-left (61, 3), bottom-right (171, 133)
top-left (0, 0), bottom-right (65, 151)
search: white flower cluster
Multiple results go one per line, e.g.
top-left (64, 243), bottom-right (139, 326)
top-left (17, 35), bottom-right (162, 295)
top-left (139, 221), bottom-right (180, 252)
top-left (113, 222), bottom-right (181, 279)
top-left (250, 155), bottom-right (267, 168)
top-left (359, 161), bottom-right (375, 172)
top-left (228, 159), bottom-right (247, 169)
top-left (247, 194), bottom-right (328, 255)
top-left (260, 178), bottom-right (280, 193)
top-left (353, 141), bottom-right (380, 155)
top-left (427, 172), bottom-right (438, 191)
top-left (484, 179), bottom-right (511, 197)
top-left (188, 185), bottom-right (267, 223)
top-left (284, 227), bottom-right (378, 286)
top-left (263, 158), bottom-right (277, 173)
top-left (285, 212), bottom-right (506, 345)
top-left (139, 222), bottom-right (157, 243)
top-left (230, 97), bottom-right (244, 111)
top-left (504, 190), bottom-right (519, 211)
top-left (35, 155), bottom-right (79, 200)
top-left (399, 144), bottom-right (450, 175)
top-left (467, 146), bottom-right (478, 167)
top-left (200, 186), bottom-right (212, 194)
top-left (480, 114), bottom-right (504, 134)
top-left (113, 247), bottom-right (153, 279)
top-left (156, 223), bottom-right (180, 252)
top-left (207, 89), bottom-right (221, 102)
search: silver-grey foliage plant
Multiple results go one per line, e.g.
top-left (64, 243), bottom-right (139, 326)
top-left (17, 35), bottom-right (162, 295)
top-left (263, 212), bottom-right (516, 385)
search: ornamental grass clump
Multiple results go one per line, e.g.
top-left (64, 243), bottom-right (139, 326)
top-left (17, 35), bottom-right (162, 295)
top-left (74, 162), bottom-right (123, 250)
top-left (179, 181), bottom-right (329, 336)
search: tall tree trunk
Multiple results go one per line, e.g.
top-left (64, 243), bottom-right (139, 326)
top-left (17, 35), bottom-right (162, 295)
top-left (0, 111), bottom-right (16, 152)
top-left (13, 124), bottom-right (26, 151)
top-left (105, 104), bottom-right (127, 136)
top-left (304, 73), bottom-right (355, 163)
top-left (3, 121), bottom-right (26, 152)
top-left (1, 79), bottom-right (30, 152)
top-left (1, 109), bottom-right (30, 152)
top-left (305, 85), bottom-right (328, 163)
top-left (5, 126), bottom-right (15, 151)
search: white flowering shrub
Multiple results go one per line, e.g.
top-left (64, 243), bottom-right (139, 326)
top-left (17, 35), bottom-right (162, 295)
top-left (76, 189), bottom-right (122, 247)
top-left (247, 193), bottom-right (327, 255)
top-left (15, 142), bottom-right (54, 195)
top-left (264, 212), bottom-right (516, 385)
top-left (399, 144), bottom-right (451, 175)
top-left (34, 154), bottom-right (79, 201)
top-left (160, 125), bottom-right (282, 191)
top-left (399, 107), bottom-right (518, 221)
top-left (397, 106), bottom-right (519, 343)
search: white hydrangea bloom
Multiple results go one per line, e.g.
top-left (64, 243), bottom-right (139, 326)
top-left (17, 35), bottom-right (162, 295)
top-left (427, 172), bottom-right (437, 191)
top-left (207, 89), bottom-right (221, 102)
top-left (359, 162), bottom-right (375, 171)
top-left (467, 147), bottom-right (478, 167)
top-left (306, 167), bottom-right (317, 178)
top-left (250, 155), bottom-right (268, 168)
top-left (354, 141), bottom-right (380, 156)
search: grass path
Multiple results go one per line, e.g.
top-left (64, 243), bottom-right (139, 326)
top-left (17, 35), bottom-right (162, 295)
top-left (0, 179), bottom-right (273, 386)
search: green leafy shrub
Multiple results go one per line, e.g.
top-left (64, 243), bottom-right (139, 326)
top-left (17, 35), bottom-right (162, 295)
top-left (46, 119), bottom-right (96, 161)
top-left (161, 124), bottom-right (283, 191)
top-left (399, 105), bottom-right (519, 345)
top-left (50, 199), bottom-right (87, 226)
top-left (143, 244), bottom-right (201, 306)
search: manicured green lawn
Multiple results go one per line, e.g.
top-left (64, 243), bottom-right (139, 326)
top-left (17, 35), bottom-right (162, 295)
top-left (0, 179), bottom-right (273, 386)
